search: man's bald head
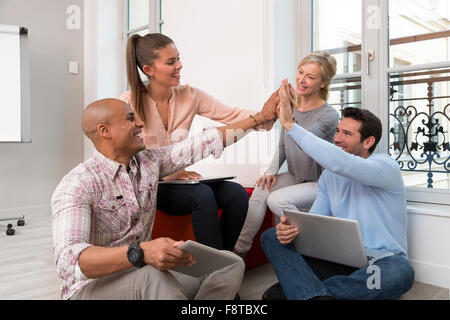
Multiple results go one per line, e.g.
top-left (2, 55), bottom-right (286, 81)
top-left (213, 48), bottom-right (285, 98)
top-left (81, 98), bottom-right (145, 163)
top-left (82, 98), bottom-right (127, 143)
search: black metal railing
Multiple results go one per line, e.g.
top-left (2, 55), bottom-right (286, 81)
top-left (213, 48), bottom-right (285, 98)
top-left (327, 69), bottom-right (450, 188)
top-left (328, 77), bottom-right (362, 114)
top-left (389, 68), bottom-right (450, 188)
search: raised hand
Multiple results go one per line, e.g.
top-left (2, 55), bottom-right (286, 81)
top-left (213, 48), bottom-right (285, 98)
top-left (260, 88), bottom-right (281, 125)
top-left (277, 79), bottom-right (296, 131)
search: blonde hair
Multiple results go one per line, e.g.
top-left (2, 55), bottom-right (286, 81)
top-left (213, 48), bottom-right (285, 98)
top-left (297, 50), bottom-right (337, 101)
top-left (126, 33), bottom-right (174, 125)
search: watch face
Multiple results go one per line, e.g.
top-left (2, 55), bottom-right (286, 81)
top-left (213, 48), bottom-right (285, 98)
top-left (130, 250), bottom-right (139, 261)
top-left (128, 242), bottom-right (144, 267)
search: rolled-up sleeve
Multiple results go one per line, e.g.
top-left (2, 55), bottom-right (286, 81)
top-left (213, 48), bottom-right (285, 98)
top-left (51, 174), bottom-right (93, 293)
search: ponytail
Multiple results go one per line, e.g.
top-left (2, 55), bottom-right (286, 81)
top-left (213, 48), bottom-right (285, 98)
top-left (125, 33), bottom-right (174, 125)
top-left (126, 34), bottom-right (149, 124)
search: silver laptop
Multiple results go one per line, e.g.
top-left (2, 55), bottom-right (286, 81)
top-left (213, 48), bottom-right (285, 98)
top-left (159, 175), bottom-right (236, 185)
top-left (284, 210), bottom-right (393, 269)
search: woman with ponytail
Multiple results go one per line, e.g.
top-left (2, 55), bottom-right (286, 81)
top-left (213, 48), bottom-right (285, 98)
top-left (121, 33), bottom-right (277, 252)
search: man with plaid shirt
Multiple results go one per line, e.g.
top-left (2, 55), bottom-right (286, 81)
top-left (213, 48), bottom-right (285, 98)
top-left (52, 97), bottom-right (277, 300)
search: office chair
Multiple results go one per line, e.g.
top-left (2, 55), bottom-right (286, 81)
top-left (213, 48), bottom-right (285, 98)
top-left (0, 215), bottom-right (25, 236)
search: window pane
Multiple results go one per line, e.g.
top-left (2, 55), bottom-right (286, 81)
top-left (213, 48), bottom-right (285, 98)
top-left (389, 0), bottom-right (450, 67)
top-left (389, 68), bottom-right (450, 189)
top-left (128, 0), bottom-right (149, 31)
top-left (312, 0), bottom-right (362, 75)
top-left (328, 77), bottom-right (362, 116)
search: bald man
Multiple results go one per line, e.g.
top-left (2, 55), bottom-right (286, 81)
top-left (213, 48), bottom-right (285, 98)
top-left (51, 98), bottom-right (277, 300)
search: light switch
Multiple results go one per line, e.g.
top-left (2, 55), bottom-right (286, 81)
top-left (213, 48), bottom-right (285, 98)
top-left (69, 61), bottom-right (79, 74)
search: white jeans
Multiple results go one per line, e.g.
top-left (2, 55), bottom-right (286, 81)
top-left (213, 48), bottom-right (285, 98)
top-left (234, 172), bottom-right (317, 254)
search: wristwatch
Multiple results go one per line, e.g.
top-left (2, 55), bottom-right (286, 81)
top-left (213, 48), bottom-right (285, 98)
top-left (127, 241), bottom-right (145, 268)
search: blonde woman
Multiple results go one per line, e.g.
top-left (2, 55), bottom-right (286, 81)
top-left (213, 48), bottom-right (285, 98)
top-left (234, 51), bottom-right (340, 257)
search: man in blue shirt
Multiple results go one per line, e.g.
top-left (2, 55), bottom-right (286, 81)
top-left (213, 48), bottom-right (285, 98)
top-left (261, 80), bottom-right (414, 300)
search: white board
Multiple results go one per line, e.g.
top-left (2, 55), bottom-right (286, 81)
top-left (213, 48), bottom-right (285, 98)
top-left (0, 25), bottom-right (30, 142)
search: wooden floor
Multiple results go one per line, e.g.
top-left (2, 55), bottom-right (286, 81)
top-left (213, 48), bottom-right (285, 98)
top-left (0, 207), bottom-right (448, 300)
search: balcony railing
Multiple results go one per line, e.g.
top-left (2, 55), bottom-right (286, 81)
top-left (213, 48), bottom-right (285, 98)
top-left (328, 77), bottom-right (361, 114)
top-left (389, 68), bottom-right (450, 188)
top-left (328, 68), bottom-right (450, 189)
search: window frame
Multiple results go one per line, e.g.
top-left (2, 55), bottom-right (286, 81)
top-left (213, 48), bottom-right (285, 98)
top-left (125, 0), bottom-right (161, 36)
top-left (306, 0), bottom-right (450, 205)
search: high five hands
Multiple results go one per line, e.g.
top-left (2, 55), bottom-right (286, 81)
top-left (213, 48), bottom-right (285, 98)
top-left (257, 80), bottom-right (297, 132)
top-left (260, 89), bottom-right (280, 131)
top-left (277, 79), bottom-right (297, 131)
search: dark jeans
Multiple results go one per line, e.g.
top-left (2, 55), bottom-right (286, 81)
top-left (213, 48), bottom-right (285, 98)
top-left (156, 181), bottom-right (248, 251)
top-left (261, 228), bottom-right (415, 300)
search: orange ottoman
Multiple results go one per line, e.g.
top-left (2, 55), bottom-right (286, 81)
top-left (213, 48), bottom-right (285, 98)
top-left (151, 187), bottom-right (274, 269)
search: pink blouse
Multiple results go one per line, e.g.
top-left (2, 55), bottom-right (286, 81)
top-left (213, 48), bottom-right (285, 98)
top-left (120, 85), bottom-right (254, 149)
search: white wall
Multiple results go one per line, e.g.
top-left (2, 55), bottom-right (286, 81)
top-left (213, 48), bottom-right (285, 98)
top-left (160, 0), bottom-right (274, 186)
top-left (407, 205), bottom-right (450, 289)
top-left (0, 0), bottom-right (84, 215)
top-left (160, 0), bottom-right (300, 186)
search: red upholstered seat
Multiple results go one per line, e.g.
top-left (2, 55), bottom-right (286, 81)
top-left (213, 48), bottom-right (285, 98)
top-left (151, 187), bottom-right (275, 269)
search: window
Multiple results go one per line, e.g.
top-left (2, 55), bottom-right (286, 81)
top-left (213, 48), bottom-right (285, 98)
top-left (126, 0), bottom-right (151, 86)
top-left (388, 0), bottom-right (450, 194)
top-left (128, 0), bottom-right (150, 33)
top-left (126, 0), bottom-right (162, 37)
top-left (312, 0), bottom-right (363, 115)
top-left (310, 0), bottom-right (450, 204)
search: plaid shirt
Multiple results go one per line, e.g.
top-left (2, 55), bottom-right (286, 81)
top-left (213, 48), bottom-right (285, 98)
top-left (51, 128), bottom-right (223, 300)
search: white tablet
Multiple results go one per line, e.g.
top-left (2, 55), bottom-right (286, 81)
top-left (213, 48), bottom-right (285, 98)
top-left (172, 240), bottom-right (242, 277)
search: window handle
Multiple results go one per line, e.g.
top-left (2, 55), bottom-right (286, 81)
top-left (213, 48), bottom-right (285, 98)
top-left (367, 49), bottom-right (375, 75)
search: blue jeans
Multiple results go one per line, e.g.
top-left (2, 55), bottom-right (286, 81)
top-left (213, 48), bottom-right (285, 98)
top-left (260, 228), bottom-right (415, 300)
top-left (157, 181), bottom-right (248, 251)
